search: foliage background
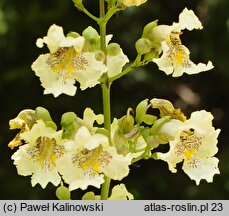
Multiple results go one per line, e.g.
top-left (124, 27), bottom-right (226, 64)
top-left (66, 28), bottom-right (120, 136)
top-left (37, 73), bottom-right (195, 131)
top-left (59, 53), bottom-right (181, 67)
top-left (0, 0), bottom-right (228, 199)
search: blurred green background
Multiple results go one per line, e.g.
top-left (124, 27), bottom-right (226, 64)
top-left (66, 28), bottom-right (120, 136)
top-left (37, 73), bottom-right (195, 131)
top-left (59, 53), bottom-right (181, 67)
top-left (0, 0), bottom-right (229, 199)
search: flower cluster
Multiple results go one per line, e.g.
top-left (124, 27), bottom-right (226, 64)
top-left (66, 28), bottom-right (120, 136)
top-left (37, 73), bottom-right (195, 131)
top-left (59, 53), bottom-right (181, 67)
top-left (136, 8), bottom-right (213, 77)
top-left (32, 25), bottom-right (128, 97)
top-left (8, 1), bottom-right (220, 200)
top-left (154, 108), bottom-right (220, 185)
top-left (9, 107), bottom-right (133, 190)
top-left (9, 97), bottom-right (220, 197)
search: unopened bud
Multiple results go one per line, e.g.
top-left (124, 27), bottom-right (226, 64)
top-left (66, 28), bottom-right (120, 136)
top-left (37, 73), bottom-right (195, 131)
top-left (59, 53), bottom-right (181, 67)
top-left (95, 50), bottom-right (105, 62)
top-left (56, 185), bottom-right (71, 200)
top-left (67, 31), bottom-right (80, 38)
top-left (135, 38), bottom-right (152, 55)
top-left (61, 112), bottom-right (77, 127)
top-left (82, 26), bottom-right (99, 45)
top-left (36, 107), bottom-right (52, 122)
top-left (107, 43), bottom-right (121, 56)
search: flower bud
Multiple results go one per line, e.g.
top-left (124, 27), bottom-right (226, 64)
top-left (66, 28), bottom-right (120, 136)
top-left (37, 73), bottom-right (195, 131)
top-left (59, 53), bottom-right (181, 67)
top-left (61, 112), bottom-right (78, 139)
top-left (82, 26), bottom-right (99, 45)
top-left (67, 31), bottom-right (80, 38)
top-left (72, 0), bottom-right (83, 10)
top-left (35, 107), bottom-right (57, 130)
top-left (82, 192), bottom-right (97, 200)
top-left (56, 185), bottom-right (71, 200)
top-left (107, 43), bottom-right (121, 56)
top-left (61, 112), bottom-right (77, 127)
top-left (135, 38), bottom-right (152, 55)
top-left (95, 50), bottom-right (105, 62)
top-left (36, 107), bottom-right (53, 122)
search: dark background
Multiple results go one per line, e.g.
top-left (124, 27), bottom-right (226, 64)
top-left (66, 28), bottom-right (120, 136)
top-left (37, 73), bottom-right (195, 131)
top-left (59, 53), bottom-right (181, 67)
top-left (0, 0), bottom-right (228, 199)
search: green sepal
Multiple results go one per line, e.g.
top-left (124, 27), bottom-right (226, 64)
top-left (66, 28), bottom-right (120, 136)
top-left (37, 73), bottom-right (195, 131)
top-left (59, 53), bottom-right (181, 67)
top-left (35, 107), bottom-right (57, 130)
top-left (142, 20), bottom-right (158, 39)
top-left (143, 48), bottom-right (160, 62)
top-left (119, 113), bottom-right (135, 134)
top-left (135, 99), bottom-right (149, 124)
top-left (150, 116), bottom-right (172, 135)
top-left (45, 121), bottom-right (57, 131)
top-left (55, 185), bottom-right (71, 200)
top-left (113, 129), bottom-right (129, 155)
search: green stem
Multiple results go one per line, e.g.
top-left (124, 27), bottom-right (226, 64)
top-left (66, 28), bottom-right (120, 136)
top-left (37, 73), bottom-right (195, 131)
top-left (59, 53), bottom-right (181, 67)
top-left (100, 176), bottom-right (111, 200)
top-left (102, 81), bottom-right (111, 133)
top-left (99, 0), bottom-right (112, 200)
top-left (82, 7), bottom-right (99, 22)
top-left (74, 1), bottom-right (99, 21)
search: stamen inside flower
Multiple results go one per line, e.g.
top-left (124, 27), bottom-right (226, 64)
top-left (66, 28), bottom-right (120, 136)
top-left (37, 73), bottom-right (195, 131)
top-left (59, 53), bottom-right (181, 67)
top-left (27, 136), bottom-right (64, 169)
top-left (175, 128), bottom-right (202, 160)
top-left (72, 145), bottom-right (112, 175)
top-left (167, 32), bottom-right (192, 68)
top-left (46, 47), bottom-right (89, 81)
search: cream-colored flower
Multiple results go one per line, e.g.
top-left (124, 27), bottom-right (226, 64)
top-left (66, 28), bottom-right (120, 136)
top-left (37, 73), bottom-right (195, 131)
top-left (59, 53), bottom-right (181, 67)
top-left (108, 184), bottom-right (134, 200)
top-left (119, 0), bottom-right (147, 7)
top-left (153, 38), bottom-right (213, 77)
top-left (151, 8), bottom-right (213, 77)
top-left (12, 120), bottom-right (65, 188)
top-left (32, 24), bottom-right (106, 97)
top-left (57, 126), bottom-right (132, 191)
top-left (155, 110), bottom-right (220, 185)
